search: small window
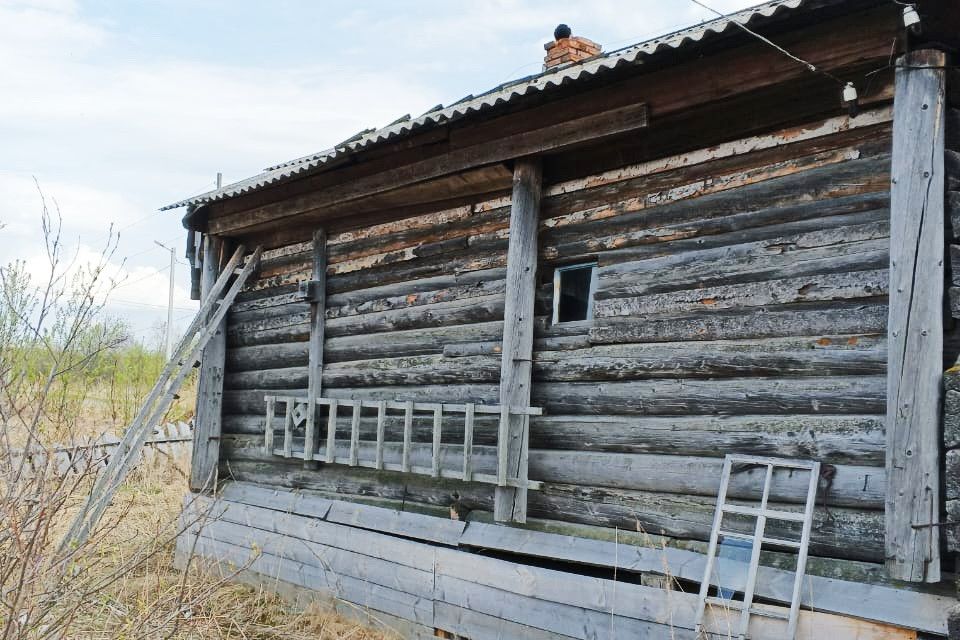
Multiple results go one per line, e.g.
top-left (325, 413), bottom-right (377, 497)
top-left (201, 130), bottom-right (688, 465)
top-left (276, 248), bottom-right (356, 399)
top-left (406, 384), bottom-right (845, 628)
top-left (552, 263), bottom-right (597, 324)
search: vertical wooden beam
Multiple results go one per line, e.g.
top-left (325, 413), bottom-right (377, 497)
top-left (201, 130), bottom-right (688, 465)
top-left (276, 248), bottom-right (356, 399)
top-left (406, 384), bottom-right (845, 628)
top-left (886, 49), bottom-right (946, 583)
top-left (190, 236), bottom-right (227, 492)
top-left (304, 229), bottom-right (327, 466)
top-left (495, 158), bottom-right (541, 523)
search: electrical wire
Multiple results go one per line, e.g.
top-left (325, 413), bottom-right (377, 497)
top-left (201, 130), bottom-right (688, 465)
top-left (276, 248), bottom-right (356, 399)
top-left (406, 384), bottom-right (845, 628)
top-left (687, 0), bottom-right (846, 87)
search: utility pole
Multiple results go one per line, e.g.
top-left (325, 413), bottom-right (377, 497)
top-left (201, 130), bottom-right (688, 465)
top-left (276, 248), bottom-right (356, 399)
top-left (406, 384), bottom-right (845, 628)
top-left (154, 240), bottom-right (175, 360)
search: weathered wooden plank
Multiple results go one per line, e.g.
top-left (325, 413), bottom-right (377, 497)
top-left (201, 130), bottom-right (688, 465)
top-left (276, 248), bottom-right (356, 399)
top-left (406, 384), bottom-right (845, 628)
top-left (885, 50), bottom-right (945, 583)
top-left (528, 414), bottom-right (885, 465)
top-left (195, 518), bottom-right (435, 598)
top-left (589, 300), bottom-right (888, 345)
top-left (183, 535), bottom-right (435, 625)
top-left (597, 268), bottom-right (887, 317)
top-left (532, 335), bottom-right (887, 380)
top-left (224, 434), bottom-right (884, 508)
top-left (543, 157), bottom-right (890, 257)
top-left (596, 233), bottom-right (888, 301)
top-left (948, 149), bottom-right (960, 190)
top-left (325, 320), bottom-right (504, 362)
top-left (324, 293), bottom-right (504, 338)
top-left (327, 278), bottom-right (506, 320)
top-left (220, 481), bottom-right (333, 519)
top-left (946, 449), bottom-right (960, 501)
top-left (434, 573), bottom-right (687, 640)
top-left (325, 497), bottom-right (464, 546)
top-left (949, 191), bottom-right (960, 236)
top-left (495, 159), bottom-right (540, 523)
top-left (302, 229), bottom-right (326, 464)
top-left (434, 602), bottom-right (580, 640)
top-left (456, 521), bottom-right (947, 634)
top-left (532, 376), bottom-right (885, 416)
top-left (221, 459), bottom-right (883, 561)
top-left (226, 342), bottom-right (307, 372)
top-left (191, 236), bottom-right (226, 492)
top-left (325, 267), bottom-right (506, 309)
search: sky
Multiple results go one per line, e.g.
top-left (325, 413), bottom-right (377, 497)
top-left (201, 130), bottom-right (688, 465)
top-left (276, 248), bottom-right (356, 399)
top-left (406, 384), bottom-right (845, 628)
top-left (0, 0), bottom-right (759, 343)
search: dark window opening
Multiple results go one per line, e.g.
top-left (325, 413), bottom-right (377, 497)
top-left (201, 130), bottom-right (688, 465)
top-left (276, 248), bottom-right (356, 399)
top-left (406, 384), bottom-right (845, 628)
top-left (553, 263), bottom-right (596, 323)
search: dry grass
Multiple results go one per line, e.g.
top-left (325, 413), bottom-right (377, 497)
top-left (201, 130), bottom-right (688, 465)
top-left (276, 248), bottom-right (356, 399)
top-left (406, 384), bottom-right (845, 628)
top-left (50, 453), bottom-right (397, 640)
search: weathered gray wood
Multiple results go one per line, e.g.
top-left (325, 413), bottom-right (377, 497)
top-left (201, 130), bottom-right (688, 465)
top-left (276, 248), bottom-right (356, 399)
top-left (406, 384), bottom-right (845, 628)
top-left (531, 376), bottom-right (884, 416)
top-left (589, 300), bottom-right (888, 345)
top-left (495, 158), bottom-right (540, 523)
top-left (949, 191), bottom-right (960, 236)
top-left (325, 293), bottom-right (505, 338)
top-left (222, 459), bottom-right (883, 561)
top-left (434, 602), bottom-right (580, 640)
top-left (325, 497), bottom-right (465, 546)
top-left (282, 399), bottom-right (293, 458)
top-left (325, 267), bottom-right (506, 309)
top-left (527, 414), bottom-right (885, 465)
top-left (183, 535), bottom-right (435, 625)
top-left (220, 481), bottom-right (333, 519)
top-left (402, 400), bottom-right (413, 473)
top-left (885, 49), bottom-right (945, 583)
top-left (324, 398), bottom-right (337, 464)
top-left (431, 406), bottom-right (442, 478)
top-left (349, 400), bottom-right (361, 466)
top-left (946, 449), bottom-right (960, 501)
top-left (325, 321), bottom-right (505, 362)
top-left (327, 278), bottom-right (506, 320)
top-left (374, 400), bottom-right (386, 470)
top-left (434, 574), bottom-right (687, 640)
top-left (949, 149), bottom-right (960, 190)
top-left (226, 342), bottom-right (307, 372)
top-left (947, 107), bottom-right (960, 150)
top-left (462, 403), bottom-right (475, 482)
top-left (191, 237), bottom-right (227, 492)
top-left (596, 227), bottom-right (888, 300)
top-left (597, 268), bottom-right (887, 317)
top-left (224, 434), bottom-right (882, 508)
top-left (262, 396), bottom-right (274, 453)
top-left (456, 520), bottom-right (950, 634)
top-left (303, 229), bottom-right (326, 464)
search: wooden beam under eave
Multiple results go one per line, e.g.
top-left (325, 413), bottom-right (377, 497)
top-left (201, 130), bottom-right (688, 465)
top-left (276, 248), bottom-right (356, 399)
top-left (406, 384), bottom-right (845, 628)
top-left (495, 158), bottom-right (541, 523)
top-left (885, 49), bottom-right (946, 583)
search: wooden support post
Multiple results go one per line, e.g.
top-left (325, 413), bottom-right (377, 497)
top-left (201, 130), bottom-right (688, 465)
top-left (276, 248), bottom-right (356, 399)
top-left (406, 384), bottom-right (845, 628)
top-left (349, 401), bottom-right (361, 467)
top-left (303, 229), bottom-right (327, 466)
top-left (375, 400), bottom-right (386, 470)
top-left (886, 49), bottom-right (946, 583)
top-left (462, 403), bottom-right (475, 482)
top-left (494, 158), bottom-right (541, 523)
top-left (402, 400), bottom-right (414, 473)
top-left (432, 406), bottom-right (443, 478)
top-left (190, 236), bottom-right (226, 492)
top-left (263, 396), bottom-right (275, 453)
top-left (283, 400), bottom-right (293, 459)
top-left (325, 399), bottom-right (338, 463)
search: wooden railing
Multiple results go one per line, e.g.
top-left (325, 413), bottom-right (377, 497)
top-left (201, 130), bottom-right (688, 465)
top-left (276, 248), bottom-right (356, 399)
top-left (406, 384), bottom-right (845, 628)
top-left (263, 395), bottom-right (542, 490)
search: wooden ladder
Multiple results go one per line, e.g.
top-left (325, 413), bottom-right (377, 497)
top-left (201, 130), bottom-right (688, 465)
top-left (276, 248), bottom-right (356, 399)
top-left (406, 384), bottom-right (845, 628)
top-left (58, 244), bottom-right (262, 556)
top-left (693, 455), bottom-right (820, 640)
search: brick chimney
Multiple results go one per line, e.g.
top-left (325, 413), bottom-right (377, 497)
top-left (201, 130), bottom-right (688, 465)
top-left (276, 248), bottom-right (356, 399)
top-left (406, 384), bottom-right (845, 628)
top-left (543, 24), bottom-right (601, 70)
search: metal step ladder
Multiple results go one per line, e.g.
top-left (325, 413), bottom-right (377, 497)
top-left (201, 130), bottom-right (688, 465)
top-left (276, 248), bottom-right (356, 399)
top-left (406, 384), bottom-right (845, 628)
top-left (58, 244), bottom-right (262, 557)
top-left (693, 455), bottom-right (820, 640)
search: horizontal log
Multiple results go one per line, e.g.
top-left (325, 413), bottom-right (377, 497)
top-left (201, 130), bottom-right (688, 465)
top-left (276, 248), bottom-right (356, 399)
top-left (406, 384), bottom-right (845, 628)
top-left (948, 108), bottom-right (960, 150)
top-left (533, 334), bottom-right (886, 380)
top-left (543, 155), bottom-right (889, 256)
top-left (596, 268), bottom-right (888, 317)
top-left (223, 385), bottom-right (499, 415)
top-left (945, 390), bottom-right (960, 450)
top-left (947, 449), bottom-right (960, 501)
top-left (947, 500), bottom-right (960, 553)
top-left (327, 243), bottom-right (507, 294)
top-left (325, 268), bottom-right (506, 308)
top-left (527, 414), bottom-right (885, 465)
top-left (221, 412), bottom-right (884, 466)
top-left (589, 300), bottom-right (888, 344)
top-left (223, 434), bottom-right (883, 508)
top-left (222, 460), bottom-right (884, 562)
top-left (325, 321), bottom-right (504, 362)
top-left (226, 342), bottom-right (308, 372)
top-left (531, 376), bottom-right (885, 416)
top-left (948, 149), bottom-right (960, 190)
top-left (949, 191), bottom-right (960, 237)
top-left (231, 287), bottom-right (301, 314)
top-left (327, 279), bottom-right (505, 320)
top-left (324, 294), bottom-right (504, 338)
top-left (597, 232), bottom-right (888, 300)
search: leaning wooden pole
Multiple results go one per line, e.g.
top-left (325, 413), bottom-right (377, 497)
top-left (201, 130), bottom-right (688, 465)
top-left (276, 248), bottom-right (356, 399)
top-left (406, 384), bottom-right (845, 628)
top-left (495, 158), bottom-right (541, 523)
top-left (190, 236), bottom-right (228, 491)
top-left (886, 49), bottom-right (946, 583)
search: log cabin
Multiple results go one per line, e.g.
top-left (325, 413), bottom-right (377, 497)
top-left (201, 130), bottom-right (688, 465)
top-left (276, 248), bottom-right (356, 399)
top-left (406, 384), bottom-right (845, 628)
top-left (164, 0), bottom-right (960, 637)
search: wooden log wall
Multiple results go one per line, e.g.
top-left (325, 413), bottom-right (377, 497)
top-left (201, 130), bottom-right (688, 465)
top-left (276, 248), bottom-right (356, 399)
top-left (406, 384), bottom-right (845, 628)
top-left (218, 107), bottom-right (896, 565)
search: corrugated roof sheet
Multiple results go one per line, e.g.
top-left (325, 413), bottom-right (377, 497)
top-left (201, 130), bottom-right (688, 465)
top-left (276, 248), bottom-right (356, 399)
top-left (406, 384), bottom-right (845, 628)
top-left (162, 0), bottom-right (813, 211)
